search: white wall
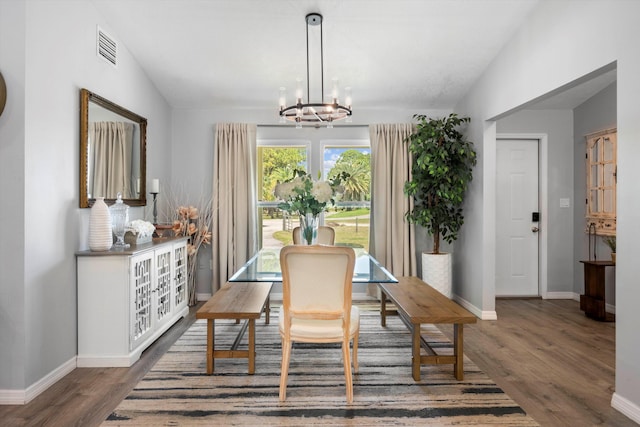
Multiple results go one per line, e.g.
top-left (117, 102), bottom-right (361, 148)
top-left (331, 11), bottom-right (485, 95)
top-left (496, 109), bottom-right (574, 295)
top-left (0, 0), bottom-right (172, 400)
top-left (0, 0), bottom-right (27, 394)
top-left (455, 0), bottom-right (640, 420)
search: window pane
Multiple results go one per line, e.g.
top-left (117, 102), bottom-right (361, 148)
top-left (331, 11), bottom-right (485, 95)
top-left (591, 164), bottom-right (599, 188)
top-left (326, 214), bottom-right (370, 251)
top-left (324, 146), bottom-right (371, 251)
top-left (590, 139), bottom-right (600, 162)
top-left (324, 147), bottom-right (371, 202)
top-left (257, 146), bottom-right (307, 249)
top-left (604, 163), bottom-right (615, 186)
top-left (590, 189), bottom-right (599, 212)
top-left (603, 137), bottom-right (613, 161)
top-left (258, 207), bottom-right (294, 248)
top-left (603, 189), bottom-right (614, 213)
top-left (257, 146), bottom-right (307, 202)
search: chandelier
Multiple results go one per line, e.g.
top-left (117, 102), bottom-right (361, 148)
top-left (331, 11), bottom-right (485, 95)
top-left (279, 13), bottom-right (352, 128)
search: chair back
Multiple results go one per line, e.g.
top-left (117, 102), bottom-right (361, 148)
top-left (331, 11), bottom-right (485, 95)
top-left (292, 226), bottom-right (335, 245)
top-left (280, 245), bottom-right (355, 321)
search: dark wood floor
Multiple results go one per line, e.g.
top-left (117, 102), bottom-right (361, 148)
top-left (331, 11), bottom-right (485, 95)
top-left (0, 299), bottom-right (636, 426)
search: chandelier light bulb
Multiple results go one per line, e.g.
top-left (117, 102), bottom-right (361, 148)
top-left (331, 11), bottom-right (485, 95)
top-left (279, 87), bottom-right (287, 110)
top-left (345, 87), bottom-right (352, 109)
top-left (295, 79), bottom-right (304, 103)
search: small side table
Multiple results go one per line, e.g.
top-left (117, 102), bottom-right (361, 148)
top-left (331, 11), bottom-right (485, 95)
top-left (579, 260), bottom-right (615, 321)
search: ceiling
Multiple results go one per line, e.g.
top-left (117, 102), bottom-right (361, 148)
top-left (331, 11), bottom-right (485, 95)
top-left (90, 0), bottom-right (614, 115)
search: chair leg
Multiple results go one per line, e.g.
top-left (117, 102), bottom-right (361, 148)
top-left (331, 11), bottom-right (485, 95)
top-left (342, 338), bottom-right (353, 403)
top-left (352, 330), bottom-right (359, 373)
top-left (279, 337), bottom-right (292, 401)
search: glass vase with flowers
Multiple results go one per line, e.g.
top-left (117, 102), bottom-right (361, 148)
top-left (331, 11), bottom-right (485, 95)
top-left (274, 170), bottom-right (349, 245)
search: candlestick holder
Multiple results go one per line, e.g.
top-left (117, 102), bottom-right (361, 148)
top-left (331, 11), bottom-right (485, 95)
top-left (151, 192), bottom-right (158, 224)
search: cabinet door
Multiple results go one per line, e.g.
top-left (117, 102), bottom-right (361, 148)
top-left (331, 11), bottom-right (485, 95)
top-left (173, 240), bottom-right (188, 311)
top-left (586, 129), bottom-right (616, 235)
top-left (154, 245), bottom-right (174, 331)
top-left (130, 251), bottom-right (155, 350)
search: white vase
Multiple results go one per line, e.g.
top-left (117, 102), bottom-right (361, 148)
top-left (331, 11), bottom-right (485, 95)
top-left (89, 197), bottom-right (113, 251)
top-left (299, 213), bottom-right (319, 245)
top-left (422, 252), bottom-right (452, 298)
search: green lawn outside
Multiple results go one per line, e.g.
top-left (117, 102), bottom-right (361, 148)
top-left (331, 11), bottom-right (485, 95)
top-left (325, 208), bottom-right (370, 219)
top-left (267, 208), bottom-right (371, 250)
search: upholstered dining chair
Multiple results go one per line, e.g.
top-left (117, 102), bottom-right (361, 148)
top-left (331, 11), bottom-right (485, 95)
top-left (292, 225), bottom-right (335, 245)
top-left (278, 244), bottom-right (359, 403)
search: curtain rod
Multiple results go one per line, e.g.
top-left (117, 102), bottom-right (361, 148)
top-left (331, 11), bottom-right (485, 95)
top-left (257, 124), bottom-right (369, 129)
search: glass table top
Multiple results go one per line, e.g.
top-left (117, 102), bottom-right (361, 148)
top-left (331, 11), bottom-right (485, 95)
top-left (229, 247), bottom-right (398, 283)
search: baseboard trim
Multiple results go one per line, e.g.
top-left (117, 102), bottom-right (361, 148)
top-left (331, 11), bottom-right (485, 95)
top-left (545, 291), bottom-right (616, 313)
top-left (453, 294), bottom-right (496, 320)
top-left (0, 389), bottom-right (26, 405)
top-left (197, 292), bottom-right (212, 301)
top-left (543, 291), bottom-right (576, 299)
top-left (611, 392), bottom-right (640, 424)
top-left (0, 356), bottom-right (76, 405)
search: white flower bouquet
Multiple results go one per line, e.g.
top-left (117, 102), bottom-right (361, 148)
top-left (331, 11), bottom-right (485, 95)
top-left (274, 170), bottom-right (348, 217)
top-left (125, 219), bottom-right (156, 244)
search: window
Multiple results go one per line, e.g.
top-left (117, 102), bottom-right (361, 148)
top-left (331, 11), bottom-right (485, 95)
top-left (257, 139), bottom-right (371, 249)
top-left (586, 128), bottom-right (616, 235)
top-left (323, 144), bottom-right (371, 250)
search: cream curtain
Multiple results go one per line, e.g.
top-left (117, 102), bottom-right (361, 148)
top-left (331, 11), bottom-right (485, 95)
top-left (89, 121), bottom-right (134, 199)
top-left (211, 123), bottom-right (258, 293)
top-left (369, 124), bottom-right (417, 292)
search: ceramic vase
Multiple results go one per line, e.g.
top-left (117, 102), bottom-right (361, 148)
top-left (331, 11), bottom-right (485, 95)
top-left (299, 213), bottom-right (319, 245)
top-left (89, 197), bottom-right (113, 251)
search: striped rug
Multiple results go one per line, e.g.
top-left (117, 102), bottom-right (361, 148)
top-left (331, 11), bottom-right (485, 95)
top-left (103, 310), bottom-right (538, 426)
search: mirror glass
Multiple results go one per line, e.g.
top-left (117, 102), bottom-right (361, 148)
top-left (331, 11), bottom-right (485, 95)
top-left (80, 88), bottom-right (147, 208)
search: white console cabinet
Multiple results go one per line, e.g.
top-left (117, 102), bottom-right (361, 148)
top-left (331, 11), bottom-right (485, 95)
top-left (76, 237), bottom-right (189, 367)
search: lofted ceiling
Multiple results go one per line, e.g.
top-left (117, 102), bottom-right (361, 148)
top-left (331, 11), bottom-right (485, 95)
top-left (90, 0), bottom-right (614, 116)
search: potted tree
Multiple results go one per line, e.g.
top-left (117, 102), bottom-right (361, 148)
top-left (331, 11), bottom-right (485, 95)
top-left (404, 113), bottom-right (477, 297)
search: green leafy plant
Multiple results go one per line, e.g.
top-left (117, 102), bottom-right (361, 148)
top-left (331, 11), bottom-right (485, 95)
top-left (404, 113), bottom-right (477, 254)
top-left (602, 235), bottom-right (616, 252)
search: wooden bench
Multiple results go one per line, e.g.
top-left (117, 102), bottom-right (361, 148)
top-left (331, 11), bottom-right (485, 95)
top-left (196, 281), bottom-right (272, 375)
top-left (378, 276), bottom-right (477, 381)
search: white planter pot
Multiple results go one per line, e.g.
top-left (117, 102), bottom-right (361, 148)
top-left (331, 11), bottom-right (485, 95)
top-left (421, 252), bottom-right (452, 298)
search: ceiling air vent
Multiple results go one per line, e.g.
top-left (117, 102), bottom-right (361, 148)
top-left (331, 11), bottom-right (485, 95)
top-left (97, 27), bottom-right (117, 67)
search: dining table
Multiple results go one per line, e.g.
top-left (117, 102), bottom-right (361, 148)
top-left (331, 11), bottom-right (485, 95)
top-left (228, 246), bottom-right (398, 284)
top-left (199, 246), bottom-right (397, 375)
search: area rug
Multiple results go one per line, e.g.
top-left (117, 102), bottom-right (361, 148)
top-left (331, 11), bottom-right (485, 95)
top-left (103, 311), bottom-right (538, 426)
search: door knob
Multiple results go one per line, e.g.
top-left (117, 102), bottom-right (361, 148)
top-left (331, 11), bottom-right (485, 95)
top-left (531, 226), bottom-right (540, 233)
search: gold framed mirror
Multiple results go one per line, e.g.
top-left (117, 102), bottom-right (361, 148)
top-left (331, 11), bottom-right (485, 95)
top-left (0, 71), bottom-right (7, 116)
top-left (80, 88), bottom-right (147, 208)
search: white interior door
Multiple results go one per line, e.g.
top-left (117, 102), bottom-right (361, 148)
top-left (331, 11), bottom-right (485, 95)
top-left (496, 139), bottom-right (539, 296)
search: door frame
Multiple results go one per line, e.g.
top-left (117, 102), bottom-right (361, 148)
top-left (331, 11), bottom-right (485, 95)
top-left (496, 133), bottom-right (548, 299)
